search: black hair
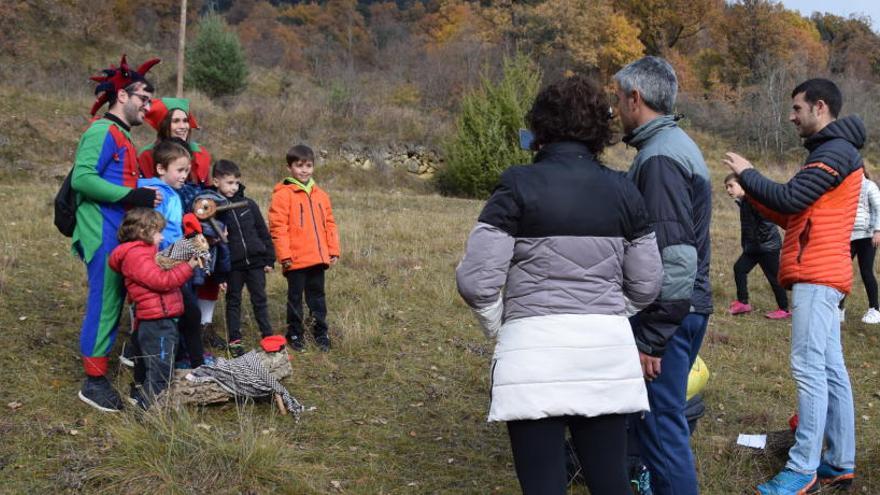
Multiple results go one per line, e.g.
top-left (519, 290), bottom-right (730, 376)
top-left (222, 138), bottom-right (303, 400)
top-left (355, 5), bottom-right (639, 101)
top-left (526, 75), bottom-right (614, 155)
top-left (791, 78), bottom-right (842, 118)
top-left (286, 144), bottom-right (315, 166)
top-left (108, 79), bottom-right (155, 109)
top-left (212, 159), bottom-right (241, 178)
top-left (724, 173), bottom-right (739, 184)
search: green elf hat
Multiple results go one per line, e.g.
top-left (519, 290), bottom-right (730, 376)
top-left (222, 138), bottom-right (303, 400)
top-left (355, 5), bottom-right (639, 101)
top-left (144, 97), bottom-right (200, 130)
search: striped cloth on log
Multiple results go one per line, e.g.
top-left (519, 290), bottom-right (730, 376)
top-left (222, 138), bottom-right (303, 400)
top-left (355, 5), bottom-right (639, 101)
top-left (187, 351), bottom-right (304, 415)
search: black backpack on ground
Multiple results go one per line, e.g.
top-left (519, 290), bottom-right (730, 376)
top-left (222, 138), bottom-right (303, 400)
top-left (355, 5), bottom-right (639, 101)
top-left (54, 167), bottom-right (77, 237)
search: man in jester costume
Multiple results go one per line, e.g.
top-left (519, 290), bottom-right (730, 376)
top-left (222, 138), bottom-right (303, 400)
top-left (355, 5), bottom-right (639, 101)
top-left (72, 55), bottom-right (162, 412)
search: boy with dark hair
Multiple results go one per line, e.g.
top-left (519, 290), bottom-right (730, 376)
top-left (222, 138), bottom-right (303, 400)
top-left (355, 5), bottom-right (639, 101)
top-left (724, 173), bottom-right (789, 319)
top-left (287, 144), bottom-right (315, 165)
top-left (269, 144), bottom-right (340, 352)
top-left (138, 138), bottom-right (192, 249)
top-left (212, 159), bottom-right (276, 356)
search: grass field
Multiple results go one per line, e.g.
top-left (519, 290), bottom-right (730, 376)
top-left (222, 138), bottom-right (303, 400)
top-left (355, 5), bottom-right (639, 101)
top-left (3, 135), bottom-right (880, 494)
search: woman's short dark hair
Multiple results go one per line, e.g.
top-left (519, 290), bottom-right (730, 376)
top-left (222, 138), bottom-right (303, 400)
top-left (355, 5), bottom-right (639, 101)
top-left (526, 75), bottom-right (614, 155)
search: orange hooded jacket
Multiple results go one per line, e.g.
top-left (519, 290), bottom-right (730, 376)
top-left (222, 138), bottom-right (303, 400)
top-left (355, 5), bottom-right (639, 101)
top-left (740, 116), bottom-right (866, 295)
top-left (268, 179), bottom-right (340, 271)
top-left (750, 166), bottom-right (862, 294)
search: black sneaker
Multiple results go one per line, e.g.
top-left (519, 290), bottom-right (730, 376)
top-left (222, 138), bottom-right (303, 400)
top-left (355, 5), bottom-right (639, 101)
top-left (287, 334), bottom-right (305, 352)
top-left (203, 324), bottom-right (227, 349)
top-left (228, 340), bottom-right (246, 358)
top-left (127, 382), bottom-right (148, 410)
top-left (78, 376), bottom-right (124, 413)
top-left (315, 335), bottom-right (331, 352)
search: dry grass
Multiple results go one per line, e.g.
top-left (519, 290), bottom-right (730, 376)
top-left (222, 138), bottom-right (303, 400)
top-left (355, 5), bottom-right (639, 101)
top-left (3, 96), bottom-right (880, 493)
top-left (0, 178), bottom-right (520, 494)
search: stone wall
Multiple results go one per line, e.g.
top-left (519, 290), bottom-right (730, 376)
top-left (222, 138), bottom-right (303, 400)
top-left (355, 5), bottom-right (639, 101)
top-left (327, 144), bottom-right (441, 178)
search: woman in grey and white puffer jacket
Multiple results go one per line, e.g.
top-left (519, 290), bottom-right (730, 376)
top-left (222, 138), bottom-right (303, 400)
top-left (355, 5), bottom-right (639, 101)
top-left (843, 173), bottom-right (880, 323)
top-left (455, 76), bottom-right (663, 495)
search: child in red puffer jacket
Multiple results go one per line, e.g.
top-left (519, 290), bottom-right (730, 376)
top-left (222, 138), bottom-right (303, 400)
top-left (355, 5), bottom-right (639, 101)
top-left (109, 208), bottom-right (199, 407)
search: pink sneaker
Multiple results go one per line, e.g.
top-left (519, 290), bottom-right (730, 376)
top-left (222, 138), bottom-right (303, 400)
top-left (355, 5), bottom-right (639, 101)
top-left (765, 308), bottom-right (791, 320)
top-left (729, 300), bottom-right (753, 315)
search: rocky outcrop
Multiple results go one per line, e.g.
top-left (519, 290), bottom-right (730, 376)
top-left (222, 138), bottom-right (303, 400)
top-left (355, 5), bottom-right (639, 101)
top-left (330, 144), bottom-right (441, 178)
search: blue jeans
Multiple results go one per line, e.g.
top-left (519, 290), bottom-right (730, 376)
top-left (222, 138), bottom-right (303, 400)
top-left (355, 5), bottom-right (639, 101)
top-left (137, 318), bottom-right (179, 400)
top-left (637, 312), bottom-right (708, 495)
top-left (787, 283), bottom-right (855, 473)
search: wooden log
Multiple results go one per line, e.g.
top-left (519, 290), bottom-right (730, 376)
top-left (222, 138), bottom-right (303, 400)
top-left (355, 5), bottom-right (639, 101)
top-left (156, 349), bottom-right (293, 408)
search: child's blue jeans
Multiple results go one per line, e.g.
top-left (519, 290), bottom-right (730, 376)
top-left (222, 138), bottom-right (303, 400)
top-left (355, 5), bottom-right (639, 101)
top-left (137, 318), bottom-right (179, 400)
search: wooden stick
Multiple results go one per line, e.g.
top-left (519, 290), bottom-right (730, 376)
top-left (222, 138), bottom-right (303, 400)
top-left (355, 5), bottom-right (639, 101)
top-left (176, 0), bottom-right (187, 97)
top-left (274, 394), bottom-right (288, 415)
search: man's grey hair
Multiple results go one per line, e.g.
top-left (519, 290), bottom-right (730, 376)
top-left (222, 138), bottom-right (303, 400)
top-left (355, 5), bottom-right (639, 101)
top-left (614, 56), bottom-right (678, 115)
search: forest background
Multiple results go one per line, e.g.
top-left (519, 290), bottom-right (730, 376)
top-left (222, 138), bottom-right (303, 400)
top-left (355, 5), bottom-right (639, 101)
top-left (4, 0), bottom-right (880, 493)
top-left (3, 0), bottom-right (880, 173)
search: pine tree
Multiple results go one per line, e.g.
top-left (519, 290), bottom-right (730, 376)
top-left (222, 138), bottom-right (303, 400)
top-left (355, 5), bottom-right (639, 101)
top-left (438, 54), bottom-right (541, 198)
top-left (186, 13), bottom-right (249, 98)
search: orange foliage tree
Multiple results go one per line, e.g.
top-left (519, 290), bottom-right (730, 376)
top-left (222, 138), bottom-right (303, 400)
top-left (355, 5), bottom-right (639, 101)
top-left (618, 0), bottom-right (723, 55)
top-left (419, 0), bottom-right (494, 48)
top-left (516, 0), bottom-right (644, 76)
top-left (812, 13), bottom-right (880, 78)
top-left (237, 1), bottom-right (304, 69)
top-left (724, 0), bottom-right (827, 85)
top-left (280, 0), bottom-right (373, 70)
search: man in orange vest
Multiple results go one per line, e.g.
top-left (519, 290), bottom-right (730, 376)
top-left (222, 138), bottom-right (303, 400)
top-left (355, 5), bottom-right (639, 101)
top-left (725, 79), bottom-right (863, 495)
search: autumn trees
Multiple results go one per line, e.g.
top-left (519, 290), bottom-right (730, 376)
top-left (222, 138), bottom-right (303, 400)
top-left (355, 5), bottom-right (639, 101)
top-left (206, 0), bottom-right (880, 162)
top-left (5, 0), bottom-right (878, 168)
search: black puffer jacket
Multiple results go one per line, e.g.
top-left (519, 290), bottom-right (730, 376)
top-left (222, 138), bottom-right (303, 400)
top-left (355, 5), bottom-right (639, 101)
top-left (217, 184), bottom-right (275, 271)
top-left (738, 199), bottom-right (781, 254)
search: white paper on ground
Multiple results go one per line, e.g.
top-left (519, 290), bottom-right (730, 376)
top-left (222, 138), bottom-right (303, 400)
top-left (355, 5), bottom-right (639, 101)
top-left (736, 433), bottom-right (767, 449)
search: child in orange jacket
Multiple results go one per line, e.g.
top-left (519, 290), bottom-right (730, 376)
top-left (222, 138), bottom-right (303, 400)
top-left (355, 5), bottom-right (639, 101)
top-left (268, 144), bottom-right (340, 352)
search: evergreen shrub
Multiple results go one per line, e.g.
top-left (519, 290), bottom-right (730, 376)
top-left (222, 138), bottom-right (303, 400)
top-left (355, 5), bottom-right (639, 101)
top-left (437, 55), bottom-right (541, 198)
top-left (186, 14), bottom-right (249, 98)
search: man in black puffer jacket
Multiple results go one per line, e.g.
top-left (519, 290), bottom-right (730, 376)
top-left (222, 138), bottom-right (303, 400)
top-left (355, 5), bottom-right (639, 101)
top-left (212, 160), bottom-right (276, 355)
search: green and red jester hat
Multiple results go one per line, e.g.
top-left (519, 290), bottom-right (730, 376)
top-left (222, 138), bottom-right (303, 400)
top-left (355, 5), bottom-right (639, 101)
top-left (137, 97), bottom-right (213, 186)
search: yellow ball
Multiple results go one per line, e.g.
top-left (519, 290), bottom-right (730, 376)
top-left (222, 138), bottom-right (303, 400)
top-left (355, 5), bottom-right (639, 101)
top-left (686, 355), bottom-right (710, 400)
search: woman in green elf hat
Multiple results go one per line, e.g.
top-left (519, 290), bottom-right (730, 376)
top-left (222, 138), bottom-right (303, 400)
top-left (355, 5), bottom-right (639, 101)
top-left (138, 97), bottom-right (212, 188)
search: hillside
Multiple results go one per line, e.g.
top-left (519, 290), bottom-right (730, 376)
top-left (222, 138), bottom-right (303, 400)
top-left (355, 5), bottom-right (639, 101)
top-left (4, 1), bottom-right (880, 492)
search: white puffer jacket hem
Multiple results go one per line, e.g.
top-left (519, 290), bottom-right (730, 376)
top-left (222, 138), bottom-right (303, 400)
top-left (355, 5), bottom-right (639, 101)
top-left (487, 313), bottom-right (649, 422)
